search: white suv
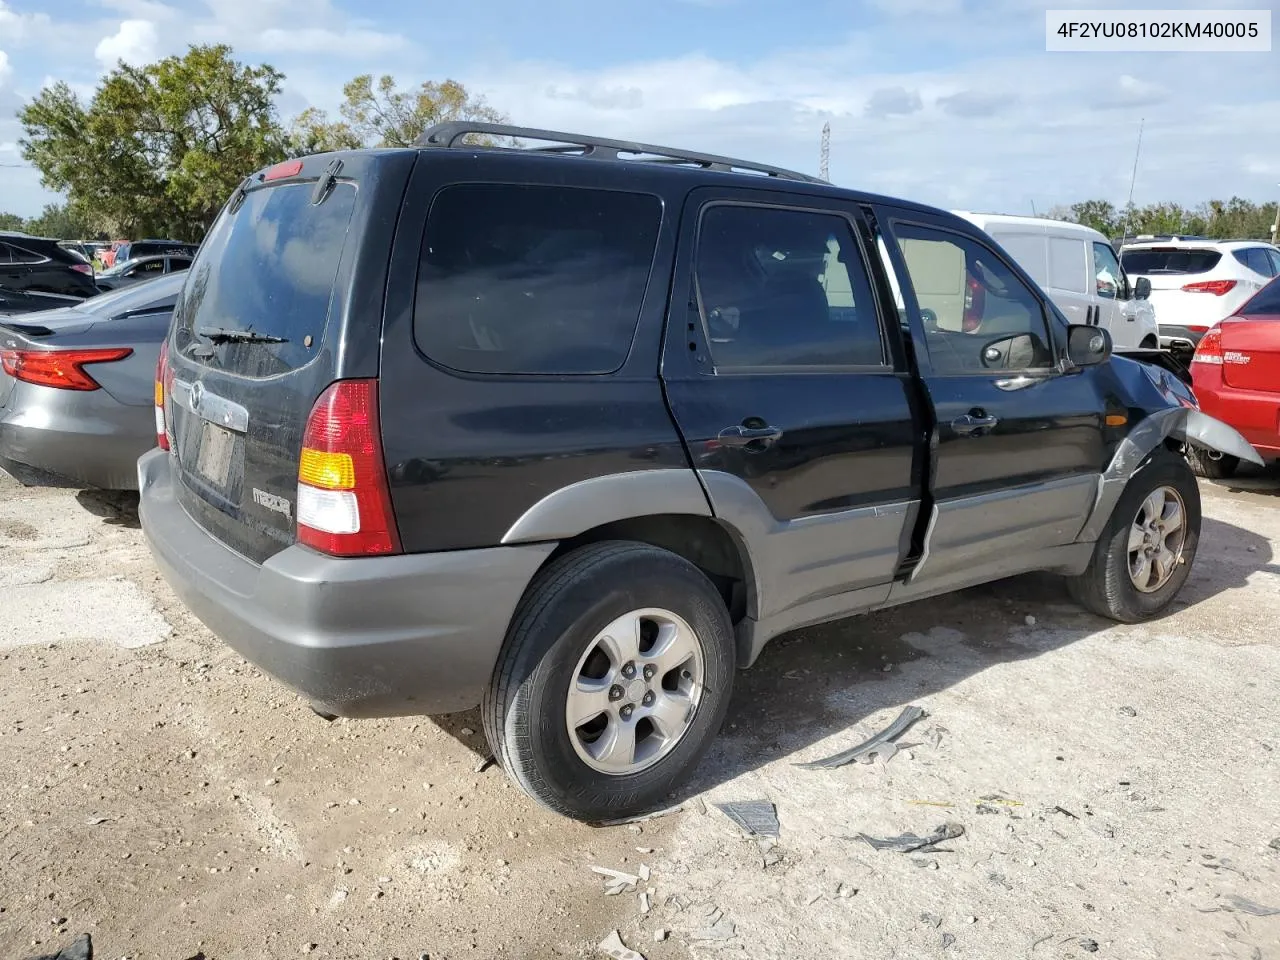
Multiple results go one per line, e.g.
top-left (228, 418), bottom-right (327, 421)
top-left (1119, 237), bottom-right (1280, 353)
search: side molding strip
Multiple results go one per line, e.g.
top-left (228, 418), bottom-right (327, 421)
top-left (500, 469), bottom-right (712, 544)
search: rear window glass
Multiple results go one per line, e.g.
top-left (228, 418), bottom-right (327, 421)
top-left (1242, 277), bottom-right (1280, 316)
top-left (414, 184), bottom-right (662, 375)
top-left (1120, 248), bottom-right (1222, 275)
top-left (175, 181), bottom-right (356, 372)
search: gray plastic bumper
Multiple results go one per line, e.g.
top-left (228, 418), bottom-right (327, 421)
top-left (137, 449), bottom-right (554, 717)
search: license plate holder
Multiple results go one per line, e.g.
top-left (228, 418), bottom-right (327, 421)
top-left (195, 421), bottom-right (236, 489)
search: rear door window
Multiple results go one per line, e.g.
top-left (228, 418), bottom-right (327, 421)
top-left (1243, 278), bottom-right (1280, 316)
top-left (175, 181), bottom-right (358, 373)
top-left (414, 184), bottom-right (661, 375)
top-left (694, 204), bottom-right (886, 369)
top-left (1120, 248), bottom-right (1222, 274)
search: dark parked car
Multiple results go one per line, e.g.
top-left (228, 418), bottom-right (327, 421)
top-left (138, 124), bottom-right (1261, 822)
top-left (1, 273), bottom-right (184, 489)
top-left (0, 232), bottom-right (100, 300)
top-left (95, 253), bottom-right (193, 291)
top-left (114, 239), bottom-right (198, 264)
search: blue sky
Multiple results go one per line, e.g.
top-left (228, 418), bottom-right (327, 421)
top-left (1, 0), bottom-right (1278, 221)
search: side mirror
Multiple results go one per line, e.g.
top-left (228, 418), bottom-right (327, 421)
top-left (1134, 276), bottom-right (1151, 300)
top-left (1067, 324), bottom-right (1112, 367)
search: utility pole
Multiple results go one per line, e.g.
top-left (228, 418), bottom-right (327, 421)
top-left (819, 122), bottom-right (830, 183)
top-left (1121, 118), bottom-right (1144, 243)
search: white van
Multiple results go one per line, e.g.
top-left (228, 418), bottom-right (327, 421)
top-left (952, 212), bottom-right (1160, 350)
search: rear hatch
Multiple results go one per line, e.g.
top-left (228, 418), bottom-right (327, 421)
top-left (1220, 283), bottom-right (1280, 392)
top-left (163, 152), bottom-right (413, 564)
top-left (1120, 246), bottom-right (1225, 330)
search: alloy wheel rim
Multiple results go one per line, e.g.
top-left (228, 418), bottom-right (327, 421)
top-left (565, 608), bottom-right (705, 776)
top-left (1128, 485), bottom-right (1187, 593)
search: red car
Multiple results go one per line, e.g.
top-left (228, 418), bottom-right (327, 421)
top-left (1189, 276), bottom-right (1280, 478)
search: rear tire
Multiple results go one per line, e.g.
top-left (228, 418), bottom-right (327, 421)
top-left (1186, 445), bottom-right (1239, 480)
top-left (482, 541), bottom-right (735, 822)
top-left (1068, 448), bottom-right (1200, 623)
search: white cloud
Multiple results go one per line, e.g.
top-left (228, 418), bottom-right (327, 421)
top-left (864, 86), bottom-right (924, 118)
top-left (253, 26), bottom-right (407, 57)
top-left (94, 19), bottom-right (160, 69)
top-left (1092, 74), bottom-right (1168, 110)
top-left (0, 1), bottom-right (53, 45)
top-left (0, 50), bottom-right (11, 89)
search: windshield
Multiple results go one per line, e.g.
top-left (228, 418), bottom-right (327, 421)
top-left (174, 180), bottom-right (358, 373)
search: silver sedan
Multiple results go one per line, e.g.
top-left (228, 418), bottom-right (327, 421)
top-left (0, 273), bottom-right (183, 490)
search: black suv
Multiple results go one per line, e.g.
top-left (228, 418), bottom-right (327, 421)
top-left (138, 124), bottom-right (1260, 821)
top-left (0, 232), bottom-right (101, 300)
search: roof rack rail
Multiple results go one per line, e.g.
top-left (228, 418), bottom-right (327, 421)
top-left (415, 121), bottom-right (827, 185)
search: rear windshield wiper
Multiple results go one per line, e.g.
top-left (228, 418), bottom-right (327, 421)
top-left (196, 326), bottom-right (289, 345)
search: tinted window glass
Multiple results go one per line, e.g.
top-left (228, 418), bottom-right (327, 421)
top-left (694, 205), bottom-right (885, 369)
top-left (1269, 250), bottom-right (1280, 275)
top-left (176, 181), bottom-right (357, 373)
top-left (1242, 277), bottom-right (1280, 316)
top-left (893, 222), bottom-right (1052, 374)
top-left (3, 242), bottom-right (45, 265)
top-left (1243, 248), bottom-right (1275, 277)
top-left (414, 184), bottom-right (661, 375)
top-left (1120, 248), bottom-right (1222, 274)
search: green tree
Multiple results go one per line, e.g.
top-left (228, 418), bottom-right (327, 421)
top-left (24, 203), bottom-right (96, 239)
top-left (291, 75), bottom-right (507, 153)
top-left (20, 45), bottom-right (288, 241)
top-left (1067, 200), bottom-right (1120, 237)
top-left (0, 212), bottom-right (26, 232)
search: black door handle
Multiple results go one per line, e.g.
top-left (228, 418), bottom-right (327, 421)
top-left (951, 412), bottom-right (999, 436)
top-left (717, 424), bottom-right (783, 448)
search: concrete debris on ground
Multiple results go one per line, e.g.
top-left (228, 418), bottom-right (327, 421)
top-left (24, 934), bottom-right (92, 960)
top-left (855, 822), bottom-right (965, 853)
top-left (597, 929), bottom-right (646, 960)
top-left (797, 705), bottom-right (926, 769)
top-left (715, 800), bottom-right (780, 838)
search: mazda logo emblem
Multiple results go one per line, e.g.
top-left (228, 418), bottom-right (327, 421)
top-left (190, 381), bottom-right (205, 411)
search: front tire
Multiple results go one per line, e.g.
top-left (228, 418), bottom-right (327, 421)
top-left (482, 541), bottom-right (735, 822)
top-left (1068, 448), bottom-right (1201, 623)
top-left (1186, 445), bottom-right (1239, 480)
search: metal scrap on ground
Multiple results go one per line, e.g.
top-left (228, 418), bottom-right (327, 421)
top-left (715, 800), bottom-right (780, 838)
top-left (797, 705), bottom-right (926, 769)
top-left (1213, 893), bottom-right (1280, 917)
top-left (595, 803), bottom-right (684, 827)
top-left (855, 822), bottom-right (965, 853)
top-left (597, 929), bottom-right (646, 960)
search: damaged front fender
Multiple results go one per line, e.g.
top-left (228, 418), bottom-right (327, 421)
top-left (1076, 403), bottom-right (1261, 544)
top-left (1173, 409), bottom-right (1264, 467)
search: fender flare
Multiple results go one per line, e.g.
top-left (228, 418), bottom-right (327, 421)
top-left (500, 469), bottom-right (712, 544)
top-left (1077, 408), bottom-right (1261, 543)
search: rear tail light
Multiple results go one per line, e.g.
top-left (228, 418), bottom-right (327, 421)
top-left (1191, 324), bottom-right (1224, 365)
top-left (154, 340), bottom-right (170, 451)
top-left (296, 379), bottom-right (401, 557)
top-left (1182, 280), bottom-right (1237, 296)
top-left (962, 273), bottom-right (984, 332)
top-left (1, 347), bottom-right (132, 391)
top-left (71, 263), bottom-right (92, 275)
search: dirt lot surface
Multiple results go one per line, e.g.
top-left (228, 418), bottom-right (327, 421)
top-left (2, 461), bottom-right (1278, 960)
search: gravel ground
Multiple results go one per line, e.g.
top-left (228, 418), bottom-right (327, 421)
top-left (1, 460), bottom-right (1278, 960)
